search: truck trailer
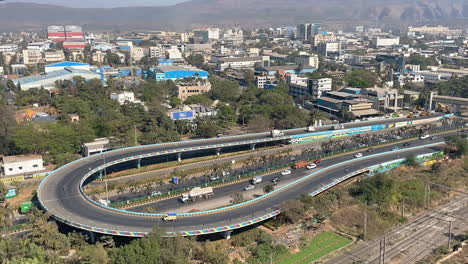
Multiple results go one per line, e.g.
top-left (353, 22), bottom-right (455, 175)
top-left (180, 187), bottom-right (214, 202)
top-left (271, 130), bottom-right (284, 138)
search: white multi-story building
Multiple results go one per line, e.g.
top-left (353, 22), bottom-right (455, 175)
top-left (22, 49), bottom-right (42, 65)
top-left (27, 42), bottom-right (52, 52)
top-left (255, 75), bottom-right (277, 89)
top-left (216, 56), bottom-right (268, 71)
top-left (45, 50), bottom-right (65, 63)
top-left (0, 44), bottom-right (19, 54)
top-left (110, 91), bottom-right (136, 105)
top-left (295, 55), bottom-right (319, 68)
top-left (2, 155), bottom-right (44, 177)
top-left (166, 48), bottom-right (182, 60)
top-left (309, 78), bottom-right (332, 98)
top-left (131, 47), bottom-right (145, 62)
top-left (149, 46), bottom-right (165, 58)
top-left (222, 28), bottom-right (244, 46)
top-left (372, 37), bottom-right (400, 48)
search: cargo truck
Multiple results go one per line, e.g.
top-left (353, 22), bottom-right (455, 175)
top-left (271, 130), bottom-right (284, 137)
top-left (306, 126), bottom-right (316, 132)
top-left (292, 161), bottom-right (309, 169)
top-left (251, 176), bottom-right (262, 185)
top-left (180, 187), bottom-right (214, 203)
top-left (163, 213), bottom-right (177, 222)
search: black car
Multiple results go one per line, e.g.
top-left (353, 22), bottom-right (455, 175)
top-left (403, 142), bottom-right (411, 147)
top-left (366, 148), bottom-right (374, 152)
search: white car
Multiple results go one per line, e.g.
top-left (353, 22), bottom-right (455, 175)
top-left (354, 153), bottom-right (363, 158)
top-left (306, 163), bottom-right (317, 170)
top-left (281, 170), bottom-right (292, 176)
top-left (419, 134), bottom-right (430, 140)
top-left (244, 185), bottom-right (255, 191)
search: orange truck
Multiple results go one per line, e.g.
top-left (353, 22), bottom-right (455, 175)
top-left (292, 161), bottom-right (308, 169)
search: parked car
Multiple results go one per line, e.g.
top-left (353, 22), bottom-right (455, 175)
top-left (244, 185), bottom-right (255, 191)
top-left (210, 176), bottom-right (219, 181)
top-left (354, 153), bottom-right (363, 158)
top-left (281, 170), bottom-right (292, 176)
top-left (420, 134), bottom-right (430, 140)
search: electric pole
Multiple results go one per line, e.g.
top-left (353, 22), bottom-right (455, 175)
top-left (448, 220), bottom-right (453, 251)
top-left (363, 203), bottom-right (368, 240)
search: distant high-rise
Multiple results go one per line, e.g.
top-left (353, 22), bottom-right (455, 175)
top-left (297, 23), bottom-right (320, 41)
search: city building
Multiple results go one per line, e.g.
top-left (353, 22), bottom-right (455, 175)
top-left (361, 87), bottom-right (404, 112)
top-left (110, 91), bottom-right (137, 105)
top-left (82, 138), bottom-right (110, 156)
top-left (63, 40), bottom-right (86, 50)
top-left (27, 42), bottom-right (52, 52)
top-left (47, 25), bottom-right (84, 42)
top-left (222, 28), bottom-right (244, 46)
top-left (217, 56), bottom-right (269, 71)
top-left (372, 37), bottom-right (400, 48)
top-left (15, 67), bottom-right (101, 90)
top-left (255, 75), bottom-right (277, 89)
top-left (22, 49), bottom-right (42, 65)
top-left (258, 65), bottom-right (316, 76)
top-left (408, 26), bottom-right (463, 37)
top-left (45, 50), bottom-right (65, 63)
top-left (295, 55), bottom-right (319, 68)
top-left (149, 65), bottom-right (209, 81)
top-left (318, 42), bottom-right (341, 57)
top-left (0, 44), bottom-right (18, 54)
top-left (166, 47), bottom-right (183, 60)
top-left (1, 155), bottom-right (44, 177)
top-left (92, 50), bottom-right (106, 64)
top-left (131, 47), bottom-right (145, 62)
top-left (177, 81), bottom-right (212, 101)
top-left (149, 46), bottom-right (165, 58)
top-left (313, 32), bottom-right (336, 46)
top-left (309, 78), bottom-right (332, 98)
top-left (297, 23), bottom-right (320, 41)
top-left (316, 90), bottom-right (377, 118)
top-left (45, 61), bottom-right (90, 73)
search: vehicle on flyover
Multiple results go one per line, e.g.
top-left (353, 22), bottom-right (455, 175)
top-left (163, 213), bottom-right (177, 222)
top-left (180, 187), bottom-right (214, 203)
top-left (271, 130), bottom-right (284, 138)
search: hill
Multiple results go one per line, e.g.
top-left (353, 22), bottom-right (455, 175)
top-left (0, 0), bottom-right (467, 31)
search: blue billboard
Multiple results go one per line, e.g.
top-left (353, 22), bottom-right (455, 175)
top-left (171, 111), bottom-right (195, 120)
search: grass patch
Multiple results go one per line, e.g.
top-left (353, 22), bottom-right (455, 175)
top-left (275, 232), bottom-right (351, 264)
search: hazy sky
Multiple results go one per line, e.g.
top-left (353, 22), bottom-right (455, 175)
top-left (3, 0), bottom-right (189, 8)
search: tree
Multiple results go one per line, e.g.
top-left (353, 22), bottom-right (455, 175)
top-left (345, 70), bottom-right (379, 88)
top-left (184, 94), bottom-right (213, 107)
top-left (216, 104), bottom-right (236, 128)
top-left (404, 154), bottom-right (420, 168)
top-left (280, 200), bottom-right (306, 223)
top-left (263, 184), bottom-right (274, 193)
top-left (185, 54), bottom-right (204, 68)
top-left (195, 118), bottom-right (221, 138)
top-left (169, 97), bottom-right (182, 108)
top-left (444, 135), bottom-right (468, 158)
top-left (231, 193), bottom-right (245, 204)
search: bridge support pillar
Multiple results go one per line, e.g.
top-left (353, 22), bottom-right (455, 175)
top-left (87, 230), bottom-right (96, 243)
top-left (137, 158), bottom-right (141, 169)
top-left (250, 144), bottom-right (256, 151)
top-left (99, 170), bottom-right (103, 180)
top-left (177, 153), bottom-right (182, 163)
top-left (223, 230), bottom-right (233, 240)
top-left (216, 148), bottom-right (221, 156)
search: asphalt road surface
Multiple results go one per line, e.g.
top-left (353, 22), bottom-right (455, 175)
top-left (37, 129), bottom-right (451, 235)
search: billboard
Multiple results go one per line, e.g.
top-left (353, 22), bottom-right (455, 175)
top-left (171, 111), bottom-right (195, 120)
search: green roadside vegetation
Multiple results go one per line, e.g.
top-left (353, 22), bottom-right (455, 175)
top-left (275, 232), bottom-right (351, 264)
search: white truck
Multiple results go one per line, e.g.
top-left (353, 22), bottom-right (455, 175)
top-left (307, 126), bottom-right (316, 132)
top-left (180, 187), bottom-right (214, 203)
top-left (271, 129), bottom-right (284, 138)
top-left (251, 176), bottom-right (263, 185)
top-left (332, 124), bottom-right (344, 130)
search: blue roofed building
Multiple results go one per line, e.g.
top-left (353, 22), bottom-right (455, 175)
top-left (45, 61), bottom-right (90, 73)
top-left (148, 65), bottom-right (209, 81)
top-left (15, 67), bottom-right (102, 90)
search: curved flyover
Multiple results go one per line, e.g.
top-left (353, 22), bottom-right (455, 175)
top-left (37, 116), bottom-right (450, 237)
